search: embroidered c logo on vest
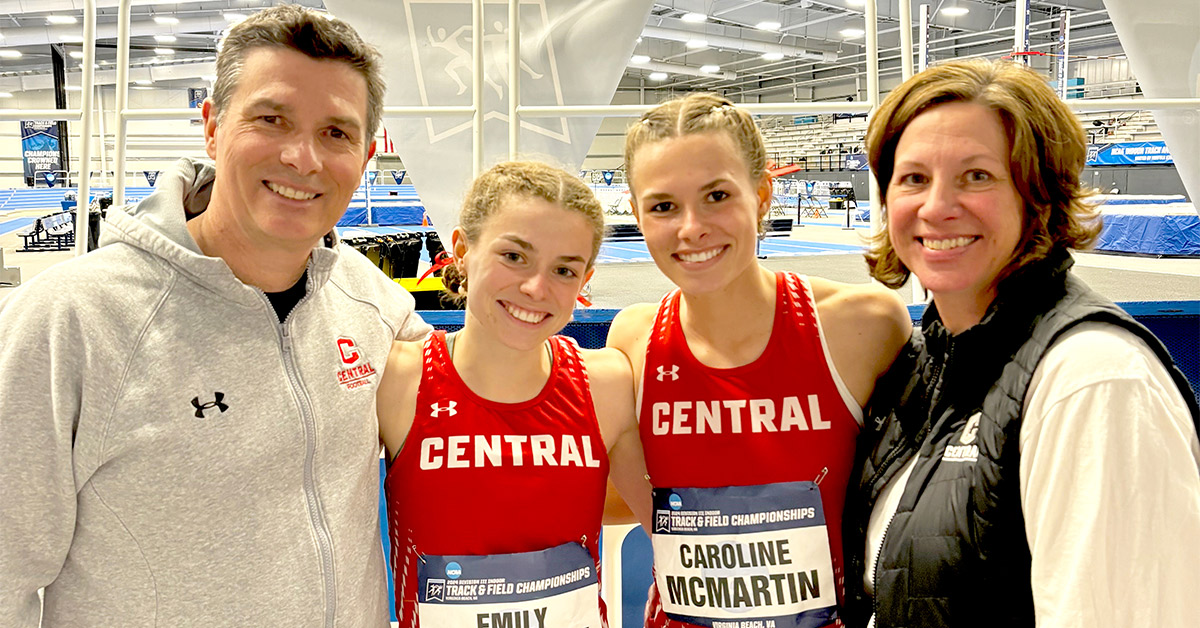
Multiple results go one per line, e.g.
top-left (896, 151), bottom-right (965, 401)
top-left (960, 412), bottom-right (981, 445)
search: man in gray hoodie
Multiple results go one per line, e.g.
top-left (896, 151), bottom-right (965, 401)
top-left (0, 6), bottom-right (430, 627)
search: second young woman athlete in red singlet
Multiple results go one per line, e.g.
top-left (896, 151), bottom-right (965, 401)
top-left (379, 162), bottom-right (651, 628)
top-left (608, 95), bottom-right (912, 628)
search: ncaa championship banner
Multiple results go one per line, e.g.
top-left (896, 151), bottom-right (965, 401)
top-left (20, 120), bottom-right (62, 185)
top-left (1087, 141), bottom-right (1174, 166)
top-left (325, 0), bottom-right (655, 242)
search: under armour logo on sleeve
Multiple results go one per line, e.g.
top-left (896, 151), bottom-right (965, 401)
top-left (191, 392), bottom-right (229, 418)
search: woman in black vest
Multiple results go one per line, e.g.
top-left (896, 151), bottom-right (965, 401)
top-left (842, 59), bottom-right (1200, 628)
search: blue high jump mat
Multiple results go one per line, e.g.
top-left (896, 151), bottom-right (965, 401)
top-left (595, 237), bottom-right (862, 263)
top-left (1093, 199), bottom-right (1199, 257)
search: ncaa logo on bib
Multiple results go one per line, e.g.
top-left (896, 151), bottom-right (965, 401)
top-left (426, 579), bottom-right (445, 602)
top-left (668, 493), bottom-right (683, 510)
top-left (446, 561), bottom-right (463, 579)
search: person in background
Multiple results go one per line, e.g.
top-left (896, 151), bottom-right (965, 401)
top-left (608, 93), bottom-right (911, 628)
top-left (379, 161), bottom-right (651, 628)
top-left (843, 58), bottom-right (1200, 628)
top-left (0, 6), bottom-right (430, 627)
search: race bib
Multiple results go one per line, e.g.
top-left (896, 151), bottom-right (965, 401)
top-left (652, 482), bottom-right (836, 628)
top-left (418, 542), bottom-right (602, 628)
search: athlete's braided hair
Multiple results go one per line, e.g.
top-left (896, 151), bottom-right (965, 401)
top-left (624, 93), bottom-right (768, 193)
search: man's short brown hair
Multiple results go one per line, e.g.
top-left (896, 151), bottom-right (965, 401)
top-left (212, 5), bottom-right (385, 143)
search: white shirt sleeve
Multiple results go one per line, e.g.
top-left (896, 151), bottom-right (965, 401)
top-left (1020, 322), bottom-right (1200, 628)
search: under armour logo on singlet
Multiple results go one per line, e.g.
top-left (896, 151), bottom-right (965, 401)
top-left (656, 365), bottom-right (680, 381)
top-left (430, 400), bottom-right (458, 417)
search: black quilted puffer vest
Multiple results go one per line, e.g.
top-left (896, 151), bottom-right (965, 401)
top-left (841, 250), bottom-right (1199, 628)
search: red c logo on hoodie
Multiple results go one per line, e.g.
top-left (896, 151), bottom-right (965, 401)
top-left (337, 337), bottom-right (360, 365)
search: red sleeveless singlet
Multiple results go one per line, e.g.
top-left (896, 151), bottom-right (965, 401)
top-left (385, 331), bottom-right (610, 627)
top-left (639, 272), bottom-right (861, 628)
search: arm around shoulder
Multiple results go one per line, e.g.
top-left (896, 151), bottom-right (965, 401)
top-left (377, 337), bottom-right (427, 460)
top-left (582, 346), bottom-right (652, 531)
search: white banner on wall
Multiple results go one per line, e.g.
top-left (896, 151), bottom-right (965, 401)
top-left (325, 0), bottom-right (656, 241)
top-left (1102, 0), bottom-right (1200, 212)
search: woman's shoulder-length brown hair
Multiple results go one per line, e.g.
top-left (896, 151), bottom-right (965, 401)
top-left (864, 58), bottom-right (1101, 289)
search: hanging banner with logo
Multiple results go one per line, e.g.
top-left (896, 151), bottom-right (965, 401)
top-left (188, 87), bottom-right (208, 125)
top-left (21, 120), bottom-right (63, 186)
top-left (42, 172), bottom-right (60, 187)
top-left (1087, 141), bottom-right (1174, 166)
top-left (391, 169), bottom-right (407, 184)
top-left (188, 87), bottom-right (207, 108)
top-left (325, 0), bottom-right (656, 238)
top-left (144, 170), bottom-right (160, 186)
top-left (843, 153), bottom-right (869, 171)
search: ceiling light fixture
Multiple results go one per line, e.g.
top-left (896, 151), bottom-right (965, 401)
top-left (631, 54), bottom-right (651, 64)
top-left (0, 50), bottom-right (23, 59)
top-left (66, 85), bottom-right (82, 91)
top-left (761, 52), bottom-right (785, 61)
top-left (223, 12), bottom-right (248, 22)
top-left (0, 92), bottom-right (12, 98)
top-left (154, 47), bottom-right (175, 55)
top-left (756, 21), bottom-right (782, 31)
top-left (839, 28), bottom-right (865, 38)
top-left (154, 16), bottom-right (180, 25)
top-left (700, 64), bottom-right (720, 73)
top-left (154, 34), bottom-right (177, 43)
top-left (846, 0), bottom-right (866, 6)
top-left (685, 39), bottom-right (708, 49)
top-left (649, 71), bottom-right (668, 81)
top-left (134, 79), bottom-right (152, 85)
top-left (61, 35), bottom-right (84, 43)
top-left (940, 6), bottom-right (969, 16)
top-left (69, 51), bottom-right (84, 59)
top-left (47, 15), bottom-right (78, 25)
top-left (681, 12), bottom-right (707, 23)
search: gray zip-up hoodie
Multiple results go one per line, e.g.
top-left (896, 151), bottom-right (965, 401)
top-left (0, 158), bottom-right (430, 627)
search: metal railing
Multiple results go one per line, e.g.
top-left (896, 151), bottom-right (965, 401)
top-left (87, 0), bottom-right (1198, 259)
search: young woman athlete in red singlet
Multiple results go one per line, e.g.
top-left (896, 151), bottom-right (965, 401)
top-left (606, 94), bottom-right (911, 628)
top-left (378, 161), bottom-right (651, 628)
